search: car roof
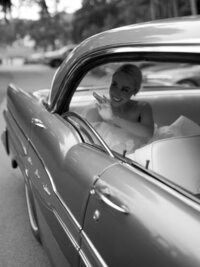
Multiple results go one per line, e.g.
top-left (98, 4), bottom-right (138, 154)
top-left (49, 16), bottom-right (200, 109)
top-left (75, 16), bottom-right (200, 55)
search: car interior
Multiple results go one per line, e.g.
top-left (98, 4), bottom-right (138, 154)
top-left (67, 59), bottom-right (200, 195)
top-left (129, 135), bottom-right (200, 195)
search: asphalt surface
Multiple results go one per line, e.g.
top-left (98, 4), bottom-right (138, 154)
top-left (0, 63), bottom-right (55, 267)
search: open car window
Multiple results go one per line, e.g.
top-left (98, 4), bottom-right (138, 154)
top-left (67, 59), bottom-right (200, 196)
top-left (76, 61), bottom-right (200, 91)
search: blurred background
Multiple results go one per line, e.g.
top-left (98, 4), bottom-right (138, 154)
top-left (0, 0), bottom-right (200, 67)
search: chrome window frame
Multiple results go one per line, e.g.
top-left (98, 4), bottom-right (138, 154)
top-left (49, 45), bottom-right (200, 113)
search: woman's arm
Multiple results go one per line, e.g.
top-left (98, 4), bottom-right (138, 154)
top-left (113, 102), bottom-right (154, 138)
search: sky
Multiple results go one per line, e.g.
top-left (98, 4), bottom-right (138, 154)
top-left (11, 0), bottom-right (82, 20)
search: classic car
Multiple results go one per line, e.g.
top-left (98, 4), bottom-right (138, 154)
top-left (43, 44), bottom-right (77, 68)
top-left (24, 51), bottom-right (46, 65)
top-left (143, 62), bottom-right (200, 87)
top-left (2, 16), bottom-right (200, 267)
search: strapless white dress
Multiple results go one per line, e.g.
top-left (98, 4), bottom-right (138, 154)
top-left (92, 116), bottom-right (200, 154)
top-left (82, 102), bottom-right (147, 154)
top-left (150, 116), bottom-right (200, 143)
top-left (92, 121), bottom-right (146, 154)
top-left (82, 102), bottom-right (200, 154)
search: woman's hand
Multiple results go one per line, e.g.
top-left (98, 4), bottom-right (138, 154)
top-left (94, 93), bottom-right (113, 121)
top-left (97, 103), bottom-right (113, 121)
top-left (93, 92), bottom-right (109, 104)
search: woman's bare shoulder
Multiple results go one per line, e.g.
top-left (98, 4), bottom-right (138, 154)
top-left (138, 100), bottom-right (152, 110)
top-left (125, 100), bottom-right (152, 116)
top-left (129, 100), bottom-right (151, 110)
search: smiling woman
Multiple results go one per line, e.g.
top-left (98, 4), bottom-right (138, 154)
top-left (90, 64), bottom-right (154, 153)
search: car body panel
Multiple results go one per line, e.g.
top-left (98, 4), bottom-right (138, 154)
top-left (74, 16), bottom-right (200, 54)
top-left (4, 84), bottom-right (44, 170)
top-left (49, 17), bottom-right (200, 106)
top-left (133, 135), bottom-right (200, 195)
top-left (3, 16), bottom-right (200, 267)
top-left (32, 194), bottom-right (72, 267)
top-left (26, 103), bottom-right (119, 265)
top-left (82, 163), bottom-right (200, 267)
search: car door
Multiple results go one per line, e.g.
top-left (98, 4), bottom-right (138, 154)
top-left (3, 85), bottom-right (44, 171)
top-left (28, 105), bottom-right (119, 266)
top-left (81, 162), bottom-right (200, 267)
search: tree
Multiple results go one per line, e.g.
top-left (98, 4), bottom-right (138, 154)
top-left (1, 0), bottom-right (200, 49)
top-left (73, 0), bottom-right (122, 41)
top-left (190, 0), bottom-right (198, 15)
top-left (0, 0), bottom-right (12, 22)
top-left (0, 0), bottom-right (51, 20)
top-left (27, 11), bottom-right (73, 50)
top-left (36, 0), bottom-right (50, 18)
top-left (0, 20), bottom-right (16, 45)
top-left (146, 0), bottom-right (179, 20)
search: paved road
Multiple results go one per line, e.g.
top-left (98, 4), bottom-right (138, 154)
top-left (0, 64), bottom-right (55, 267)
top-left (0, 63), bottom-right (56, 103)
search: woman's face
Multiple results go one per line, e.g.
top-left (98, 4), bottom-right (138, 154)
top-left (109, 71), bottom-right (137, 107)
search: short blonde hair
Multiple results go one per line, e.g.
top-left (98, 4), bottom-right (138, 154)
top-left (115, 64), bottom-right (142, 94)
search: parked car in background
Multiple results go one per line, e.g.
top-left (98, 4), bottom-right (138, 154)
top-left (43, 44), bottom-right (77, 68)
top-left (2, 16), bottom-right (200, 267)
top-left (143, 62), bottom-right (200, 87)
top-left (24, 51), bottom-right (45, 65)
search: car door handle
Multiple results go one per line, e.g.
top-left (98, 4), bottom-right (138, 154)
top-left (91, 187), bottom-right (129, 214)
top-left (31, 118), bottom-right (46, 129)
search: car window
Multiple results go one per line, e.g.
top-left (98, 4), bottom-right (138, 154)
top-left (142, 62), bottom-right (200, 89)
top-left (69, 61), bottom-right (156, 153)
top-left (68, 59), bottom-right (200, 195)
top-left (69, 60), bottom-right (200, 119)
top-left (72, 61), bottom-right (200, 96)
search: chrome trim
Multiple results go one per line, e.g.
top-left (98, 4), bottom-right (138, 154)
top-left (25, 168), bottom-right (29, 177)
top-left (25, 184), bottom-right (39, 233)
top-left (8, 98), bottom-right (82, 234)
top-left (63, 112), bottom-right (115, 158)
top-left (31, 118), bottom-right (46, 129)
top-left (53, 209), bottom-right (79, 251)
top-left (27, 156), bottom-right (33, 165)
top-left (98, 162), bottom-right (120, 177)
top-left (28, 140), bottom-right (82, 231)
top-left (1, 128), bottom-right (10, 155)
top-left (92, 209), bottom-right (101, 222)
top-left (81, 230), bottom-right (108, 267)
top-left (6, 109), bottom-right (28, 155)
top-left (92, 188), bottom-right (129, 214)
top-left (53, 209), bottom-right (94, 267)
top-left (42, 184), bottom-right (51, 195)
top-left (34, 169), bottom-right (40, 179)
top-left (79, 249), bottom-right (93, 267)
top-left (106, 45), bottom-right (200, 54)
top-left (124, 163), bottom-right (200, 212)
top-left (55, 191), bottom-right (82, 231)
